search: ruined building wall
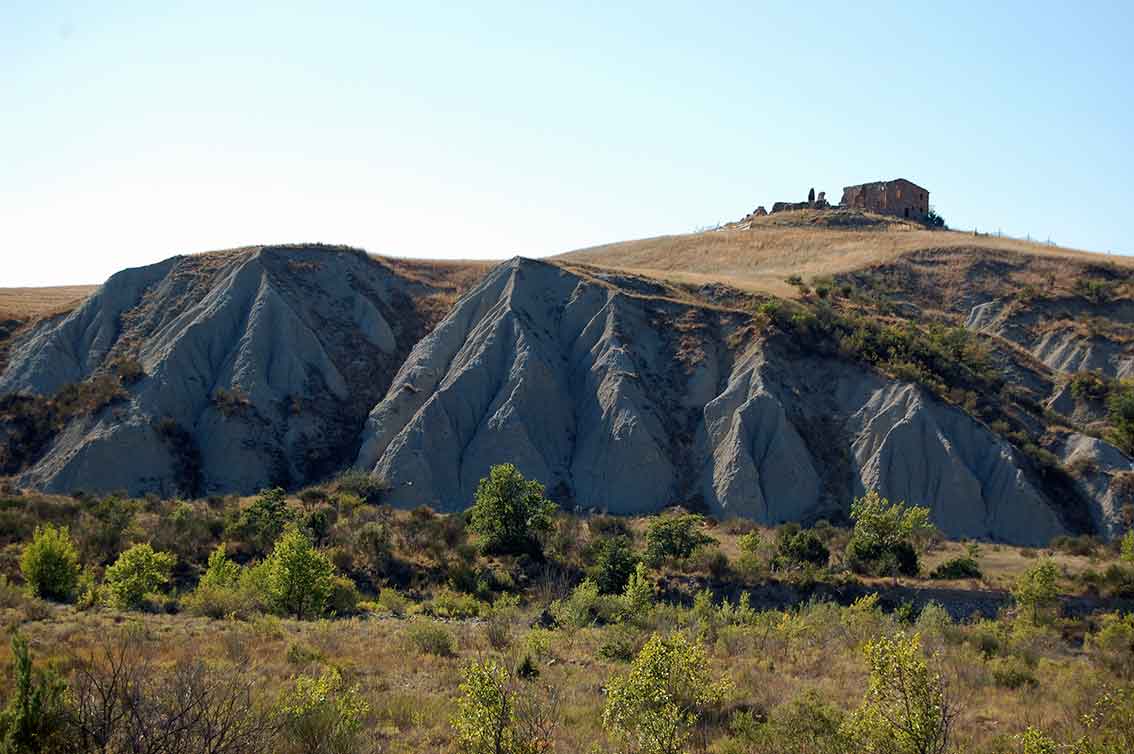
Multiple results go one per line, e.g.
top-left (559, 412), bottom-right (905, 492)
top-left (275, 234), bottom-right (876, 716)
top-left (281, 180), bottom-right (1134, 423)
top-left (841, 179), bottom-right (929, 220)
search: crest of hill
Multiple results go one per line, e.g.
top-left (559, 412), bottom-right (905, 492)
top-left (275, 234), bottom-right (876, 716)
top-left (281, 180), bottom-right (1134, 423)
top-left (557, 209), bottom-right (1129, 299)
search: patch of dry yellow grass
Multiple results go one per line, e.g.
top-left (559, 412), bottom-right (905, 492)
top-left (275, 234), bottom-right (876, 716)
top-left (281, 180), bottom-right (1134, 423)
top-left (557, 212), bottom-right (1130, 299)
top-left (0, 286), bottom-right (96, 320)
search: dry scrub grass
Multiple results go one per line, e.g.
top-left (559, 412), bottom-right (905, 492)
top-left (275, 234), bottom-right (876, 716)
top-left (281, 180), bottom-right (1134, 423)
top-left (557, 211), bottom-right (1129, 299)
top-left (0, 286), bottom-right (96, 320)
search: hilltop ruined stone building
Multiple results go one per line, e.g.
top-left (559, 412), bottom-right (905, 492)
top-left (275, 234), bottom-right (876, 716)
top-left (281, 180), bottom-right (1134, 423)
top-left (841, 178), bottom-right (929, 220)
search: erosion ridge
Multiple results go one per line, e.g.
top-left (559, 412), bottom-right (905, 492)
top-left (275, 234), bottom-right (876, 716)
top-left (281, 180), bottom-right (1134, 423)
top-left (0, 245), bottom-right (477, 495)
top-left (2, 225), bottom-right (1132, 544)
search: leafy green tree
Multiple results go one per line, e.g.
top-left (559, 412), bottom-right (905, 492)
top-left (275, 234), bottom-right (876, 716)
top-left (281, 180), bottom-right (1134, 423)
top-left (103, 543), bottom-right (175, 610)
top-left (643, 514), bottom-right (715, 567)
top-left (265, 523), bottom-right (335, 620)
top-left (19, 525), bottom-right (80, 602)
top-left (846, 490), bottom-right (932, 577)
top-left (588, 536), bottom-right (640, 594)
top-left (0, 634), bottom-right (68, 754)
top-left (277, 667), bottom-right (369, 754)
top-left (231, 487), bottom-right (295, 556)
top-left (602, 633), bottom-right (730, 754)
top-left (1012, 559), bottom-right (1060, 625)
top-left (468, 464), bottom-right (556, 556)
top-left (844, 632), bottom-right (952, 754)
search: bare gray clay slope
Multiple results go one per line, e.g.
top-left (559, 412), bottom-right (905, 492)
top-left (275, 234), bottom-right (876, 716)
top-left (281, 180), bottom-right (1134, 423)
top-left (0, 245), bottom-right (448, 496)
top-left (355, 257), bottom-right (1120, 544)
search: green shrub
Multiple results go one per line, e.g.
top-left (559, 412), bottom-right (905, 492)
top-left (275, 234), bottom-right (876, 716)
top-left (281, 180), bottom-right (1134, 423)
top-left (929, 556), bottom-right (982, 580)
top-left (355, 520), bottom-right (393, 578)
top-left (376, 587), bottom-right (410, 617)
top-left (19, 524), bottom-right (80, 602)
top-left (587, 535), bottom-right (640, 594)
top-left (406, 619), bottom-right (455, 657)
top-left (333, 469), bottom-right (389, 504)
top-left (988, 656), bottom-right (1038, 689)
top-left (264, 524), bottom-right (335, 620)
top-left (727, 689), bottom-right (850, 754)
top-left (467, 464), bottom-right (556, 556)
top-left (643, 513), bottom-right (715, 567)
top-left (845, 490), bottom-right (931, 577)
top-left (1086, 612), bottom-right (1134, 677)
top-left (277, 667), bottom-right (369, 754)
top-left (183, 580), bottom-right (263, 620)
top-left (1108, 381), bottom-right (1134, 455)
top-left (1123, 530), bottom-right (1134, 564)
top-left (104, 543), bottom-right (175, 610)
top-left (602, 632), bottom-right (730, 754)
top-left (0, 634), bottom-right (69, 752)
top-left (774, 524), bottom-right (830, 570)
top-left (1012, 559), bottom-right (1060, 625)
top-left (621, 562), bottom-right (655, 618)
top-left (1050, 534), bottom-right (1099, 557)
top-left (230, 487), bottom-right (295, 557)
top-left (597, 624), bottom-right (643, 663)
top-left (327, 576), bottom-right (360, 616)
top-left (78, 495), bottom-right (138, 565)
top-left (550, 579), bottom-right (621, 629)
top-left (199, 543), bottom-right (241, 589)
top-left (426, 589), bottom-right (486, 620)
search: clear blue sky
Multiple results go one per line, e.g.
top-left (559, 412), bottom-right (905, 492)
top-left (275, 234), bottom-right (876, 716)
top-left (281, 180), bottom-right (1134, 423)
top-left (3, 1), bottom-right (1132, 286)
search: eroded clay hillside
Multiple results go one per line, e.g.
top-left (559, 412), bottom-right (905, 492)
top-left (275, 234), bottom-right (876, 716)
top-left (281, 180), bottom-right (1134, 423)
top-left (2, 219), bottom-right (1132, 545)
top-left (353, 257), bottom-right (1128, 544)
top-left (0, 245), bottom-right (483, 496)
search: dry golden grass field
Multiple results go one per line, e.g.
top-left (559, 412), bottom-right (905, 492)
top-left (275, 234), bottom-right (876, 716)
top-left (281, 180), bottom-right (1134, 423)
top-left (557, 210), bottom-right (1133, 298)
top-left (0, 285), bottom-right (97, 320)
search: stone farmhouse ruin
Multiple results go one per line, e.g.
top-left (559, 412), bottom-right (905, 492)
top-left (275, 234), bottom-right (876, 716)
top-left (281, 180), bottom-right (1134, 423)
top-left (741, 178), bottom-right (931, 223)
top-left (841, 178), bottom-right (929, 220)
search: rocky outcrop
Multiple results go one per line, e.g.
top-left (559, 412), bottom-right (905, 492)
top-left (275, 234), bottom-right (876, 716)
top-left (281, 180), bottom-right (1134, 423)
top-left (355, 258), bottom-right (1116, 544)
top-left (0, 246), bottom-right (448, 496)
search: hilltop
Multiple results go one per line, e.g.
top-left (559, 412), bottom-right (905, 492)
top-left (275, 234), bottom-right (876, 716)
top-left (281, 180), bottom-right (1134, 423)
top-left (558, 209), bottom-right (1126, 298)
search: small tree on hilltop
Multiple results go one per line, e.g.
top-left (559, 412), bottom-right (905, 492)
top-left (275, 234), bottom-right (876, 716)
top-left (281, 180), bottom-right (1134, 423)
top-left (20, 524), bottom-right (81, 602)
top-left (844, 632), bottom-right (953, 754)
top-left (468, 464), bottom-right (556, 556)
top-left (603, 632), bottom-right (730, 754)
top-left (846, 490), bottom-right (933, 577)
top-left (265, 524), bottom-right (335, 620)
